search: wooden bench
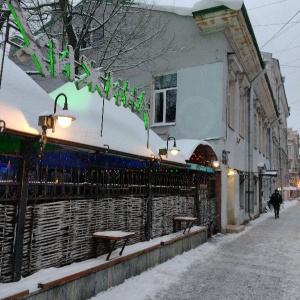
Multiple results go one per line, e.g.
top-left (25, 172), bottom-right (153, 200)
top-left (173, 217), bottom-right (197, 234)
top-left (93, 231), bottom-right (135, 260)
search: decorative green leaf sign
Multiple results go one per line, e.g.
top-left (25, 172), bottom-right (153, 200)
top-left (6, 0), bottom-right (149, 129)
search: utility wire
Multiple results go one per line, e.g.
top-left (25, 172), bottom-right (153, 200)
top-left (274, 45), bottom-right (300, 54)
top-left (247, 0), bottom-right (287, 10)
top-left (253, 21), bottom-right (300, 27)
top-left (261, 9), bottom-right (300, 49)
top-left (275, 29), bottom-right (300, 56)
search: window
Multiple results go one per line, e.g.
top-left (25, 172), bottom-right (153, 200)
top-left (228, 80), bottom-right (235, 129)
top-left (266, 130), bottom-right (269, 158)
top-left (153, 73), bottom-right (177, 124)
top-left (258, 119), bottom-right (262, 153)
top-left (239, 90), bottom-right (245, 138)
top-left (254, 113), bottom-right (258, 149)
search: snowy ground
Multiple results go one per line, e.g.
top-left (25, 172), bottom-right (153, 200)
top-left (90, 200), bottom-right (298, 300)
top-left (0, 200), bottom-right (297, 299)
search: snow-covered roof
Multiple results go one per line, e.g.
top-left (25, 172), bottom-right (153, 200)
top-left (150, 0), bottom-right (243, 16)
top-left (73, 0), bottom-right (243, 17)
top-left (0, 52), bottom-right (187, 165)
top-left (48, 82), bottom-right (188, 164)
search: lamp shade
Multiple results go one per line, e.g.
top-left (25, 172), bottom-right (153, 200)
top-left (170, 146), bottom-right (180, 156)
top-left (53, 109), bottom-right (76, 128)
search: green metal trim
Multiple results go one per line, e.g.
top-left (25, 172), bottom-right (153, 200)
top-left (241, 4), bottom-right (279, 115)
top-left (188, 163), bottom-right (214, 173)
top-left (264, 74), bottom-right (279, 116)
top-left (193, 4), bottom-right (264, 68)
top-left (240, 4), bottom-right (264, 67)
top-left (0, 135), bottom-right (21, 153)
top-left (192, 5), bottom-right (229, 17)
top-left (274, 59), bottom-right (289, 116)
top-left (193, 4), bottom-right (278, 116)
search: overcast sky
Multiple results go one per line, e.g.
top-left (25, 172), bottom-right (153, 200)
top-left (243, 0), bottom-right (300, 133)
top-left (157, 0), bottom-right (300, 133)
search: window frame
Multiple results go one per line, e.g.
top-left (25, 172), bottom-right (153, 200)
top-left (152, 73), bottom-right (177, 126)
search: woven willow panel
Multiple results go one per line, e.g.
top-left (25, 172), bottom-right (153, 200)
top-left (0, 191), bottom-right (216, 282)
top-left (8, 196), bottom-right (146, 279)
top-left (0, 204), bottom-right (15, 282)
top-left (151, 196), bottom-right (196, 238)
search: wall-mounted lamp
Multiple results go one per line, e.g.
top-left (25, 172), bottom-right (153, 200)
top-left (227, 169), bottom-right (236, 176)
top-left (159, 137), bottom-right (180, 158)
top-left (211, 161), bottom-right (220, 168)
top-left (0, 120), bottom-right (5, 133)
top-left (38, 93), bottom-right (76, 150)
top-left (39, 93), bottom-right (76, 133)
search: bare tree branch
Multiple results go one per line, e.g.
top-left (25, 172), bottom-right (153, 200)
top-left (6, 0), bottom-right (172, 80)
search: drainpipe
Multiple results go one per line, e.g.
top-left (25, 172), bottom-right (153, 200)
top-left (277, 79), bottom-right (285, 196)
top-left (269, 126), bottom-right (274, 194)
top-left (247, 62), bottom-right (269, 219)
top-left (268, 115), bottom-right (282, 194)
top-left (278, 123), bottom-right (282, 193)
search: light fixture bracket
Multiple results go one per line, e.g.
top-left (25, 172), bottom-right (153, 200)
top-left (38, 115), bottom-right (54, 130)
top-left (159, 148), bottom-right (167, 156)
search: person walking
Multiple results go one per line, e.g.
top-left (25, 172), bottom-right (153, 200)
top-left (270, 189), bottom-right (283, 219)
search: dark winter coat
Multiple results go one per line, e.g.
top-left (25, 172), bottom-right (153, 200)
top-left (270, 192), bottom-right (283, 206)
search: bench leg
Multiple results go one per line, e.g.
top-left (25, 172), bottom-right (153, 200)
top-left (173, 219), bottom-right (176, 233)
top-left (182, 222), bottom-right (189, 234)
top-left (183, 221), bottom-right (194, 234)
top-left (187, 221), bottom-right (194, 233)
top-left (106, 240), bottom-right (117, 261)
top-left (119, 238), bottom-right (129, 256)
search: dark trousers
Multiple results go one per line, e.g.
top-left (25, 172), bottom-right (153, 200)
top-left (274, 204), bottom-right (280, 217)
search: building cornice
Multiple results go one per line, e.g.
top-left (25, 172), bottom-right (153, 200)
top-left (193, 4), bottom-right (278, 119)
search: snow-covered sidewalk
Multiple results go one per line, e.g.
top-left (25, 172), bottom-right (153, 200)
top-left (90, 200), bottom-right (299, 300)
top-left (1, 200), bottom-right (298, 300)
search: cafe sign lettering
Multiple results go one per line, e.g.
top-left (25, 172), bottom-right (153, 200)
top-left (5, 0), bottom-right (149, 129)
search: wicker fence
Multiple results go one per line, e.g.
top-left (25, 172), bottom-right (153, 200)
top-left (0, 146), bottom-right (216, 283)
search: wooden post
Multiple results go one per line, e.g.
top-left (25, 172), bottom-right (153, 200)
top-left (145, 161), bottom-right (152, 241)
top-left (195, 171), bottom-right (200, 226)
top-left (12, 140), bottom-right (36, 281)
top-left (215, 171), bottom-right (222, 233)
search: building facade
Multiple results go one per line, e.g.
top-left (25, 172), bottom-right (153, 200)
top-left (7, 2), bottom-right (290, 230)
top-left (117, 4), bottom-right (290, 228)
top-left (285, 128), bottom-right (300, 198)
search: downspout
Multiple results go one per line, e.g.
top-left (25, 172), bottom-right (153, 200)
top-left (269, 126), bottom-right (274, 193)
top-left (277, 80), bottom-right (285, 196)
top-left (279, 123), bottom-right (282, 193)
top-left (269, 115), bottom-right (282, 194)
top-left (247, 63), bottom-right (268, 219)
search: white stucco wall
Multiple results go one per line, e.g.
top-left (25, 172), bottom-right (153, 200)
top-left (172, 62), bottom-right (223, 139)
